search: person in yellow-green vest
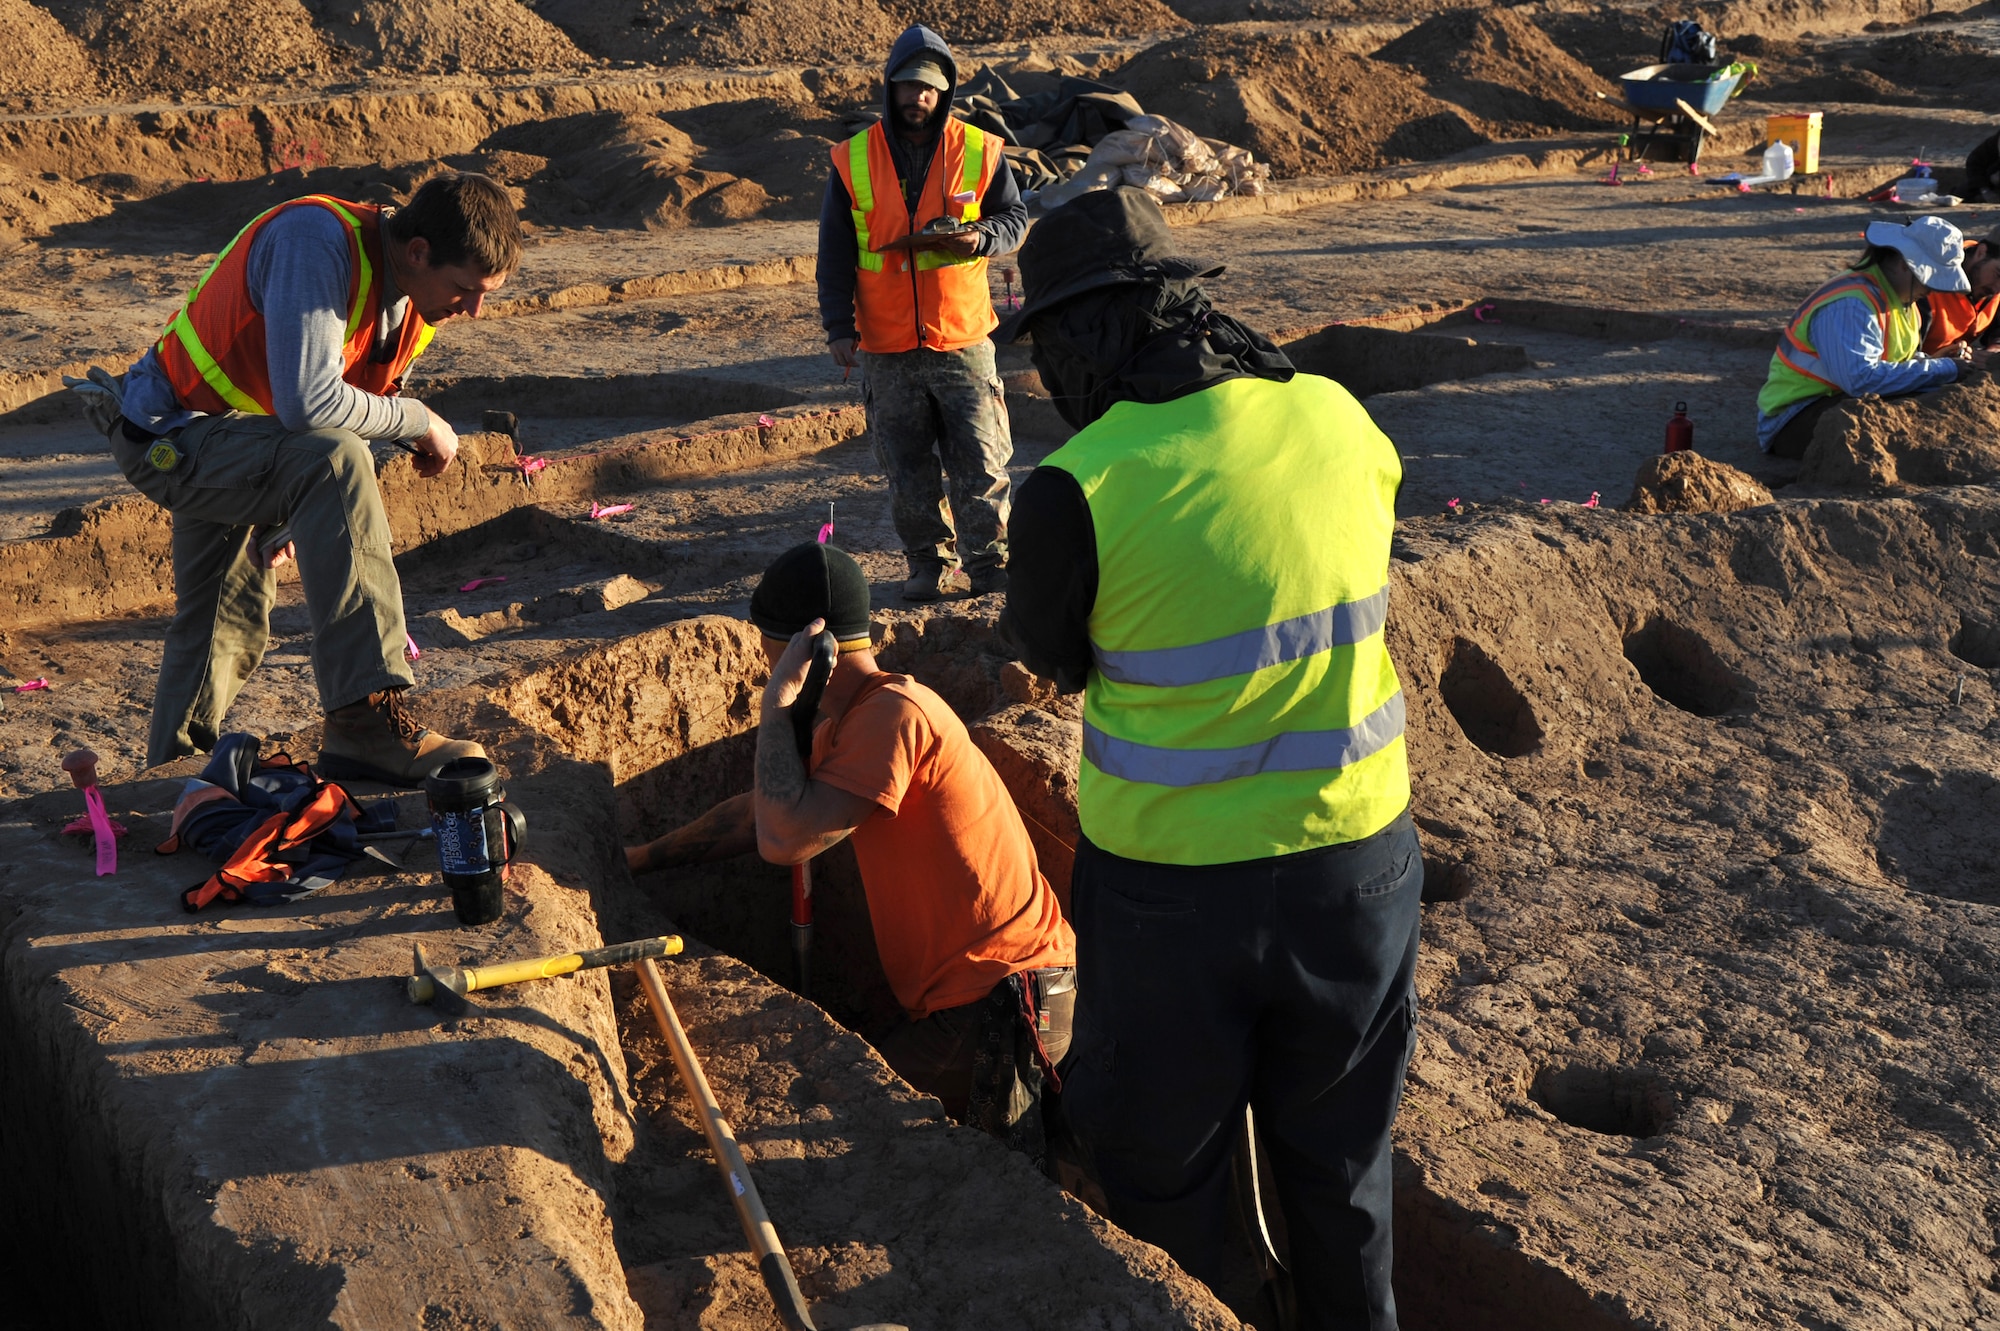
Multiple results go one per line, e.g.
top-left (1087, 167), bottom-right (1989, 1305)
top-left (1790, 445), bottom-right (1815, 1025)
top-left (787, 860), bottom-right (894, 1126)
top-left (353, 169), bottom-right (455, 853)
top-left (816, 25), bottom-right (1028, 602)
top-left (997, 187), bottom-right (1422, 1330)
top-left (1757, 215), bottom-right (1987, 458)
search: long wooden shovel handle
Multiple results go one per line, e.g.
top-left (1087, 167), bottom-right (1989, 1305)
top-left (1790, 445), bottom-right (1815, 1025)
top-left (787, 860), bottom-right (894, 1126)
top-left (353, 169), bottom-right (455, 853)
top-left (637, 958), bottom-right (817, 1331)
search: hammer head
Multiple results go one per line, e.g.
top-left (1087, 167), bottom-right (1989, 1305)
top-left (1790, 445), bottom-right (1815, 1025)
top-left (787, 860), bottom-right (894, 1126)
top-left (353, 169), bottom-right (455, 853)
top-left (407, 942), bottom-right (470, 1015)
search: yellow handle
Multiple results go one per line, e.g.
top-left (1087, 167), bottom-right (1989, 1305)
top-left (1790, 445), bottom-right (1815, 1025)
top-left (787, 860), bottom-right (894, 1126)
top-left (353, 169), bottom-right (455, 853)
top-left (462, 952), bottom-right (584, 992)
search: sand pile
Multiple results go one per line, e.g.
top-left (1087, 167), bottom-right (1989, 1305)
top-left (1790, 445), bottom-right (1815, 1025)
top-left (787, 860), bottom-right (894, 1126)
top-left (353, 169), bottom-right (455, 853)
top-left (1373, 8), bottom-right (1624, 136)
top-left (0, 0), bottom-right (100, 107)
top-left (318, 0), bottom-right (591, 76)
top-left (480, 105), bottom-right (834, 227)
top-left (1857, 30), bottom-right (2000, 109)
top-left (534, 0), bottom-right (901, 70)
top-left (1114, 30), bottom-right (1488, 177)
top-left (1624, 449), bottom-right (1773, 514)
top-left (1795, 375), bottom-right (2000, 490)
top-left (39, 0), bottom-right (353, 97)
top-left (876, 0), bottom-right (1184, 43)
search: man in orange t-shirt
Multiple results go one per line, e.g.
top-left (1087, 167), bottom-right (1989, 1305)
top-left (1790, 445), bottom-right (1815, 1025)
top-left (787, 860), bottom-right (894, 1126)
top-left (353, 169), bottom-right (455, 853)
top-left (1921, 230), bottom-right (2000, 354)
top-left (626, 542), bottom-right (1075, 1147)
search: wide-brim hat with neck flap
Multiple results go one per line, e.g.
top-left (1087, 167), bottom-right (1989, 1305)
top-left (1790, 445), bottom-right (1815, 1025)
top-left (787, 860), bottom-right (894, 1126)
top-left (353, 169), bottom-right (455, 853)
top-left (995, 187), bottom-right (1224, 343)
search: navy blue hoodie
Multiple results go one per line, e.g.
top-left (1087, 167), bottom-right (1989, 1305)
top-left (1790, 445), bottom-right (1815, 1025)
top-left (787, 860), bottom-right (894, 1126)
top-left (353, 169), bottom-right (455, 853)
top-left (815, 24), bottom-right (1029, 346)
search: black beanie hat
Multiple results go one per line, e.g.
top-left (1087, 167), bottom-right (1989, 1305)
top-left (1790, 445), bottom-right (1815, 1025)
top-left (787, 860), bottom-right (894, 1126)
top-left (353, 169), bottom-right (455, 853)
top-left (749, 542), bottom-right (873, 644)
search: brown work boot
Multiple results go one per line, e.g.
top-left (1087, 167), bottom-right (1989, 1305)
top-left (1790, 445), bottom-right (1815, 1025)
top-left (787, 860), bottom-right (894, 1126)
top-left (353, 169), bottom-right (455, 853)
top-left (317, 688), bottom-right (486, 787)
top-left (902, 563), bottom-right (971, 603)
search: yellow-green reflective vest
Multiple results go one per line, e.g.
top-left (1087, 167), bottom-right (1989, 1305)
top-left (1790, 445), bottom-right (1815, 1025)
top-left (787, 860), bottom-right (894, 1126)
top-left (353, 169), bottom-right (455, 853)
top-left (1757, 263), bottom-right (1920, 419)
top-left (1042, 373), bottom-right (1411, 866)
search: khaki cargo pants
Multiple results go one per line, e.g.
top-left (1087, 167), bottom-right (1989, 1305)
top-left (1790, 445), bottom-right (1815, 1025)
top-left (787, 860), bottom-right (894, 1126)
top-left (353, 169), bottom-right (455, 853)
top-left (109, 413), bottom-right (414, 768)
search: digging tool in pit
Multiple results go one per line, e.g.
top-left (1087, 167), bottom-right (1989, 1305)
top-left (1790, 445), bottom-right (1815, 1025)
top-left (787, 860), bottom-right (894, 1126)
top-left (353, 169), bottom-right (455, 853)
top-left (637, 956), bottom-right (909, 1331)
top-left (408, 935), bottom-right (683, 1014)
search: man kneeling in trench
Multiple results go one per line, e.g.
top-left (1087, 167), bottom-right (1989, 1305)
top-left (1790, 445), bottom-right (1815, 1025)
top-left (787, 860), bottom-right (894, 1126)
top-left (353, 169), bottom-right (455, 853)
top-left (626, 542), bottom-right (1077, 1150)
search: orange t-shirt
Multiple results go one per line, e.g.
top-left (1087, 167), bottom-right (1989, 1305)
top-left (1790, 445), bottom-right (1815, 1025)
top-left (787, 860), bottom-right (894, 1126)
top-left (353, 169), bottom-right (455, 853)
top-left (809, 672), bottom-right (1075, 1018)
top-left (1923, 242), bottom-right (1999, 353)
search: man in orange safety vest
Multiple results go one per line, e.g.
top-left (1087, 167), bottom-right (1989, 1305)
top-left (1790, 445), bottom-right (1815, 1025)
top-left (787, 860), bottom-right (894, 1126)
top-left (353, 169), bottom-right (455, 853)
top-left (817, 25), bottom-right (1028, 601)
top-left (104, 173), bottom-right (518, 785)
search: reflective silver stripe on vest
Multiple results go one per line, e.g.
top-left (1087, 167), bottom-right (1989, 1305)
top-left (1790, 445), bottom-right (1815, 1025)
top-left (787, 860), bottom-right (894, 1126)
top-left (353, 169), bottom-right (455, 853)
top-left (1083, 691), bottom-right (1405, 788)
top-left (1091, 586), bottom-right (1390, 688)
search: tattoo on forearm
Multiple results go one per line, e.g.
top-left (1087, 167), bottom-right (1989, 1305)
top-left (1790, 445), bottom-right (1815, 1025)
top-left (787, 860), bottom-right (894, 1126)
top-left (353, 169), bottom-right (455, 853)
top-left (756, 723), bottom-right (808, 810)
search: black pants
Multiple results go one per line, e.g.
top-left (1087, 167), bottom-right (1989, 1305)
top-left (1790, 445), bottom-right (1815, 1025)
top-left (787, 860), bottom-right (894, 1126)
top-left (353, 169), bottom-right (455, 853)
top-left (1767, 394), bottom-right (1844, 459)
top-left (1064, 811), bottom-right (1424, 1331)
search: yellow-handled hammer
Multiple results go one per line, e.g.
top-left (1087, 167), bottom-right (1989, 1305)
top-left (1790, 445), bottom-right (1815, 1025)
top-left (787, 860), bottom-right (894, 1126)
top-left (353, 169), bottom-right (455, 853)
top-left (409, 936), bottom-right (683, 1013)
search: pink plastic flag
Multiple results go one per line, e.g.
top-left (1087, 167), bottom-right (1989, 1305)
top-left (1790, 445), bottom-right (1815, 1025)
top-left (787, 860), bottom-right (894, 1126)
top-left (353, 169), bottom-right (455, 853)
top-left (817, 502), bottom-right (835, 544)
top-left (1582, 491), bottom-right (1601, 508)
top-left (460, 576), bottom-right (508, 592)
top-left (516, 455), bottom-right (547, 476)
top-left (13, 678), bottom-right (49, 692)
top-left (62, 790), bottom-right (125, 876)
top-left (405, 632), bottom-right (421, 660)
top-left (590, 501), bottom-right (635, 520)
top-left (757, 415), bottom-right (777, 428)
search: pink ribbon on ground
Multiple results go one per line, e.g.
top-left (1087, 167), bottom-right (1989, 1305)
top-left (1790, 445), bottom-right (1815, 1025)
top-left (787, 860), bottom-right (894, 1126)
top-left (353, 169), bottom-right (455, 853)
top-left (1583, 491), bottom-right (1601, 508)
top-left (62, 789), bottom-right (126, 876)
top-left (516, 456), bottom-right (547, 476)
top-left (13, 678), bottom-right (49, 692)
top-left (1471, 303), bottom-right (1498, 323)
top-left (757, 415), bottom-right (777, 429)
top-left (590, 501), bottom-right (635, 520)
top-left (460, 576), bottom-right (508, 592)
top-left (405, 632), bottom-right (421, 660)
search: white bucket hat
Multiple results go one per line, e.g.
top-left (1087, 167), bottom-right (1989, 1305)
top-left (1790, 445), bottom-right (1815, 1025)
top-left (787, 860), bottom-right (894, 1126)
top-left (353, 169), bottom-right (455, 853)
top-left (1864, 215), bottom-right (1971, 292)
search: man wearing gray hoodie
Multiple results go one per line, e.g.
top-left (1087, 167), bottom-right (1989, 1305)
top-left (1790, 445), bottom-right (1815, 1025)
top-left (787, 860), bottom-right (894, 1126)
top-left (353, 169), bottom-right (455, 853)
top-left (817, 25), bottom-right (1029, 601)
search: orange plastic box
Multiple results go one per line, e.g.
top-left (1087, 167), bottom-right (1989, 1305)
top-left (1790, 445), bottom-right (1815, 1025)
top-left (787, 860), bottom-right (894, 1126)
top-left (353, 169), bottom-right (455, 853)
top-left (1766, 112), bottom-right (1822, 174)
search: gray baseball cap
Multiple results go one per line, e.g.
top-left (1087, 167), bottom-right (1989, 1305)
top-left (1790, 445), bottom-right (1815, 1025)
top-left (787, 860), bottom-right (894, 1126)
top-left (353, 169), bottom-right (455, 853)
top-left (889, 56), bottom-right (950, 91)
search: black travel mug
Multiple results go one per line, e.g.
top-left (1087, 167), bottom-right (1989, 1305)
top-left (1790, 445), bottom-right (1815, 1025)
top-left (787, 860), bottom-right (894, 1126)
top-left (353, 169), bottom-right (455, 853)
top-left (423, 757), bottom-right (527, 926)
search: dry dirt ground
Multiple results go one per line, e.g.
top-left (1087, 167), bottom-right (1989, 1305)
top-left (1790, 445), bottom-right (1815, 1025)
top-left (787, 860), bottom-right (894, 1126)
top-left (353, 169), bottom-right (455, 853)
top-left (3, 0), bottom-right (2000, 1327)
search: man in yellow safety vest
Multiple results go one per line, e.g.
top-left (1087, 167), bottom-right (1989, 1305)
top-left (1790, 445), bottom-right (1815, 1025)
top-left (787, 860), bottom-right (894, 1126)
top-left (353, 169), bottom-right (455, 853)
top-left (999, 187), bottom-right (1424, 1328)
top-left (817, 25), bottom-right (1028, 601)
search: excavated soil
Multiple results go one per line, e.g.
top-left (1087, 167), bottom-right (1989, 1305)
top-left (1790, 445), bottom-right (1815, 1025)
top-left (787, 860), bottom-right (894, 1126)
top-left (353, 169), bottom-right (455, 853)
top-left (1795, 373), bottom-right (2000, 490)
top-left (1624, 449), bottom-right (1776, 514)
top-left (1114, 30), bottom-right (1491, 178)
top-left (1373, 8), bottom-right (1625, 138)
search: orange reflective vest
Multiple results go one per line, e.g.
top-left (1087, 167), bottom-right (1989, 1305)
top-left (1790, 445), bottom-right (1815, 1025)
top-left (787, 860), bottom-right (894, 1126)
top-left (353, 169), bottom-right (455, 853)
top-left (1923, 245), bottom-right (1998, 353)
top-left (833, 117), bottom-right (1002, 354)
top-left (154, 194), bottom-right (435, 417)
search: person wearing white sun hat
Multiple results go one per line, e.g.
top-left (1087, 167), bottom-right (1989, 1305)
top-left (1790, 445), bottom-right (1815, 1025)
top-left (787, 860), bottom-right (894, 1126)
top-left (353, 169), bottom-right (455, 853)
top-left (1757, 214), bottom-right (1988, 458)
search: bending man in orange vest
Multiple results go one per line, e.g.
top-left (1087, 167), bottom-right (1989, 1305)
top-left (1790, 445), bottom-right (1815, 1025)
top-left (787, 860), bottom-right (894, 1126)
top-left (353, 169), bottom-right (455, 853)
top-left (1920, 228), bottom-right (2000, 356)
top-left (817, 25), bottom-right (1028, 602)
top-left (109, 173), bottom-right (517, 784)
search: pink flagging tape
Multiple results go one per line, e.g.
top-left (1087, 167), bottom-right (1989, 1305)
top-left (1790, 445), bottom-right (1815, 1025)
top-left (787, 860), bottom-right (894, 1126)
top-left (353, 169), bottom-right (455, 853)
top-left (817, 523), bottom-right (835, 543)
top-left (405, 632), bottom-right (421, 660)
top-left (757, 415), bottom-right (777, 428)
top-left (63, 789), bottom-right (127, 876)
top-left (516, 456), bottom-right (547, 475)
top-left (460, 576), bottom-right (508, 592)
top-left (590, 501), bottom-right (635, 520)
top-left (1583, 491), bottom-right (1602, 508)
top-left (13, 678), bottom-right (49, 692)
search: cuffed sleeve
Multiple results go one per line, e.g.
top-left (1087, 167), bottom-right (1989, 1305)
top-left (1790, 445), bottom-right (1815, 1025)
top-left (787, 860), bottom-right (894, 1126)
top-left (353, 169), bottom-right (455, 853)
top-left (817, 170), bottom-right (861, 345)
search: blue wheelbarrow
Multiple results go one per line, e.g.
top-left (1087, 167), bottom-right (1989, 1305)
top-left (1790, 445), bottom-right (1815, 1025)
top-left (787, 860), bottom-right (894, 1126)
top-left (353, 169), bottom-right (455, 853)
top-left (1617, 61), bottom-right (1752, 163)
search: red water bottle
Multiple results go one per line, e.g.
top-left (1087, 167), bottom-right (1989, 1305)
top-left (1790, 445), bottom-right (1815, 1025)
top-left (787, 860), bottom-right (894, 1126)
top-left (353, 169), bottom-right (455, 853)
top-left (1665, 401), bottom-right (1694, 453)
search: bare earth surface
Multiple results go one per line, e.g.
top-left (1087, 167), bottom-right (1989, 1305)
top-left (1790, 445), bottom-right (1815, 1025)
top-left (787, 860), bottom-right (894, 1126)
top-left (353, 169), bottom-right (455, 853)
top-left (3, 0), bottom-right (2000, 1327)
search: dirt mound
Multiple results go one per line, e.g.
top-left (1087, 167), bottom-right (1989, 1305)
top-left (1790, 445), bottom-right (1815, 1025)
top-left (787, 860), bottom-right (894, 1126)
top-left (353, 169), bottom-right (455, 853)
top-left (877, 0), bottom-right (1185, 42)
top-left (39, 0), bottom-right (354, 98)
top-left (1114, 30), bottom-right (1488, 178)
top-left (479, 103), bottom-right (836, 228)
top-left (535, 0), bottom-right (901, 69)
top-left (1856, 29), bottom-right (2000, 108)
top-left (1373, 8), bottom-right (1624, 135)
top-left (318, 0), bottom-right (591, 76)
top-left (1796, 375), bottom-right (2000, 489)
top-left (1624, 449), bottom-right (1774, 513)
top-left (0, 0), bottom-right (99, 107)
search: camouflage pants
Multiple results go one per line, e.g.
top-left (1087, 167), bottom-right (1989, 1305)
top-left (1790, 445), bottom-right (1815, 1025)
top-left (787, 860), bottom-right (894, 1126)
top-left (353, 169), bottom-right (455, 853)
top-left (860, 342), bottom-right (1013, 573)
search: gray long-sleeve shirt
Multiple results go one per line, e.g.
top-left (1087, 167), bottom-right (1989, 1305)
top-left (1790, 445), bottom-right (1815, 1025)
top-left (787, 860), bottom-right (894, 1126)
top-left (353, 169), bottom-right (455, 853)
top-left (122, 205), bottom-right (432, 442)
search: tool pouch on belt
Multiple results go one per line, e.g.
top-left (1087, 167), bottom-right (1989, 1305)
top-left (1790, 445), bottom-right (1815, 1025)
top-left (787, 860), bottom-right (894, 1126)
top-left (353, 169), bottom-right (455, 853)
top-left (967, 968), bottom-right (1072, 1163)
